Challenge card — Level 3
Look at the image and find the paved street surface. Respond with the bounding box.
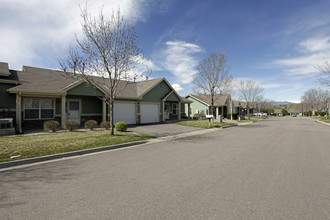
[1,117,330,219]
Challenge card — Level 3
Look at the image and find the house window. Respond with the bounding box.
[201,109,208,115]
[172,104,177,115]
[24,98,54,120]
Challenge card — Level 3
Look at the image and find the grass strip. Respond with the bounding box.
[320,118,330,123]
[0,131,154,163]
[175,120,235,129]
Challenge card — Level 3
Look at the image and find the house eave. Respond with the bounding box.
[7,90,64,98]
[0,79,22,85]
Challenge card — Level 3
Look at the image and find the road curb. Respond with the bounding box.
[316,120,330,126]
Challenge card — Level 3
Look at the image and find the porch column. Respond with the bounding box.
[216,107,219,119]
[61,95,66,129]
[188,103,191,119]
[102,100,106,122]
[16,93,22,133]
[162,101,165,121]
[178,102,181,119]
[221,106,224,118]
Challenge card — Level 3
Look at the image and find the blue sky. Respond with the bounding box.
[1,0,330,102]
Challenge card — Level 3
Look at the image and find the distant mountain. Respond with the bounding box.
[271,101,297,105]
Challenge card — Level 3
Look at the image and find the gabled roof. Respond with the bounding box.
[274,109,282,114]
[8,66,77,94]
[288,108,301,114]
[6,64,180,100]
[186,94,230,107]
[232,100,241,107]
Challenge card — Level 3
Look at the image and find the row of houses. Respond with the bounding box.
[0,62,255,133]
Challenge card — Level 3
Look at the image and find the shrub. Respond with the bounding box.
[64,120,79,131]
[100,121,111,130]
[227,113,238,120]
[304,111,312,116]
[194,113,206,120]
[43,120,60,132]
[115,122,127,132]
[317,112,326,117]
[237,115,245,120]
[84,120,98,130]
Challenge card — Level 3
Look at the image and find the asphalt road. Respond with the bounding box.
[1,117,330,219]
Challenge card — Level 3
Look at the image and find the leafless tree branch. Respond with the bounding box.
[59,6,148,134]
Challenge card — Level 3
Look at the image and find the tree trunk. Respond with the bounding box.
[247,107,251,119]
[230,100,233,120]
[109,101,115,135]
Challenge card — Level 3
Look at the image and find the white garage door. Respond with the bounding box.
[141,103,159,124]
[114,103,136,124]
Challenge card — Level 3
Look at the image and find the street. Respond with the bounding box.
[1,117,330,219]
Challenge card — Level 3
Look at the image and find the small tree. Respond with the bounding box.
[193,52,232,126]
[59,6,148,135]
[236,80,263,119]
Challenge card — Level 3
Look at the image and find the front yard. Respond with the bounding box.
[176,120,236,129]
[0,131,154,163]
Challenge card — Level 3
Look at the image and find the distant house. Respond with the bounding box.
[0,62,187,133]
[274,109,282,116]
[184,94,231,119]
[287,108,301,116]
[239,101,258,116]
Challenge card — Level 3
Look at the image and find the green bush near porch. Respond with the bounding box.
[64,120,80,131]
[0,131,154,163]
[43,120,60,132]
[84,120,98,130]
[115,122,127,132]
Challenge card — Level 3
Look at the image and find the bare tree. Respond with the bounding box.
[319,89,330,117]
[236,80,263,119]
[59,6,148,135]
[193,52,232,120]
[301,88,321,116]
[316,61,330,87]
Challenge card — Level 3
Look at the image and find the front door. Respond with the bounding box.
[164,103,170,120]
[67,100,80,124]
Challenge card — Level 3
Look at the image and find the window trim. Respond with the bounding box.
[23,98,55,120]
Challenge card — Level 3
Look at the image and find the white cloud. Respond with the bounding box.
[0,0,157,70]
[161,41,203,84]
[299,37,330,53]
[272,36,330,76]
[172,83,183,92]
[276,84,304,94]
[261,83,286,89]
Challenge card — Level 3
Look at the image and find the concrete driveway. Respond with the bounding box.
[128,122,204,137]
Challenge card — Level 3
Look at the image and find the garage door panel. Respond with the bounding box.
[141,104,159,124]
[114,103,136,124]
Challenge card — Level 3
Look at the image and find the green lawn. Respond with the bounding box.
[0,131,154,163]
[176,120,235,129]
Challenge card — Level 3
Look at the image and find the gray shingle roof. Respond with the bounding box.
[8,66,77,94]
[188,94,230,106]
[6,66,169,99]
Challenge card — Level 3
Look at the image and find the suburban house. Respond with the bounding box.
[239,101,258,116]
[184,94,231,119]
[0,62,190,133]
